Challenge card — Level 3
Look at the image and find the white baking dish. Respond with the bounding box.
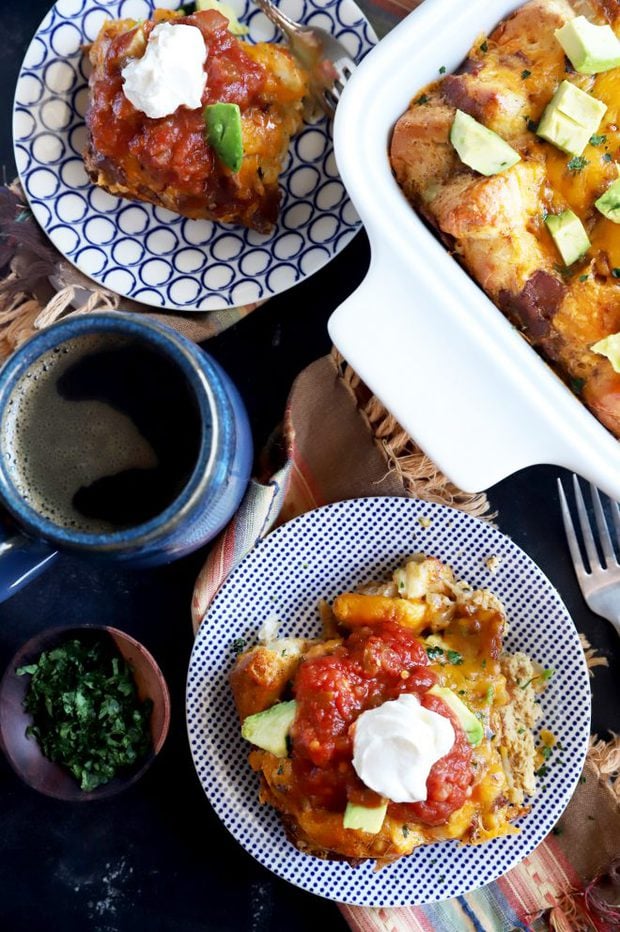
[328,0,620,499]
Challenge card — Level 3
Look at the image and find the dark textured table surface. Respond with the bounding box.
[1,4,619,931]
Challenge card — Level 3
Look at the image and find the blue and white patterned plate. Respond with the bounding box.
[186,496,591,907]
[13,0,376,312]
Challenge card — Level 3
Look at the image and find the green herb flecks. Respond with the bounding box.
[439,65,446,75]
[17,639,152,792]
[603,152,613,163]
[520,667,554,689]
[567,156,588,172]
[425,646,444,662]
[232,637,246,654]
[402,824,410,837]
[521,69,531,79]
[446,649,464,665]
[589,134,606,146]
[416,94,429,105]
[480,41,488,53]
[612,268,620,279]
[571,376,585,394]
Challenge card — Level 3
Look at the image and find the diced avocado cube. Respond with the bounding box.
[428,685,484,746]
[545,210,591,265]
[591,333,620,373]
[241,700,297,757]
[595,176,620,223]
[555,16,620,74]
[537,81,607,156]
[196,0,249,35]
[343,801,388,834]
[449,110,521,176]
[204,102,244,173]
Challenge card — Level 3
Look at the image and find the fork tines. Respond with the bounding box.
[557,475,620,576]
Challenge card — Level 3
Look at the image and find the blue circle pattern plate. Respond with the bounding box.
[186,497,591,907]
[14,0,376,312]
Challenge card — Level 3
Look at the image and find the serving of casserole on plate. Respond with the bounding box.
[329,0,620,502]
[85,7,308,233]
[14,0,376,311]
[230,553,553,865]
[186,497,590,906]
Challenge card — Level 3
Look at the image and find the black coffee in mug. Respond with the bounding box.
[1,332,203,534]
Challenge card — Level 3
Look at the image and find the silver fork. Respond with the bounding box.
[558,475,620,637]
[252,0,356,118]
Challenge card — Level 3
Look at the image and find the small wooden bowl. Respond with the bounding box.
[0,625,171,801]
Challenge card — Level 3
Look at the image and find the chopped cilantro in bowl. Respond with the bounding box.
[0,626,170,799]
[17,637,153,791]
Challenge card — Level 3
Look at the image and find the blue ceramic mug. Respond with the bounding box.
[0,312,253,600]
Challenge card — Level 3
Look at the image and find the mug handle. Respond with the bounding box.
[0,521,58,603]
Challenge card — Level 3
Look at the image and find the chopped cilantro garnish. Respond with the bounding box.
[578,274,588,282]
[571,377,585,394]
[541,745,553,760]
[590,134,606,146]
[416,94,429,105]
[521,69,531,79]
[603,152,613,162]
[438,874,446,883]
[425,646,444,661]
[402,824,410,837]
[480,41,488,53]
[580,775,587,784]
[16,639,152,792]
[429,859,437,867]
[567,156,588,172]
[517,727,526,734]
[276,764,284,775]
[535,763,549,778]
[520,668,554,689]
[439,65,446,74]
[446,649,464,665]
[232,637,246,653]
[527,119,538,132]
[552,825,563,836]
[612,268,620,278]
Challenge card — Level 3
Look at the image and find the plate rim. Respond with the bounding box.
[13,0,375,313]
[186,495,592,907]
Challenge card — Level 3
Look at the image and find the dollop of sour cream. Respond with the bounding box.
[352,694,455,803]
[121,23,208,119]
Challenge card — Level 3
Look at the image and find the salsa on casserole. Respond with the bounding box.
[230,555,551,864]
[84,7,308,232]
[390,0,620,438]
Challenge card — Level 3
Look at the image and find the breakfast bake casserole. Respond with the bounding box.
[84,7,308,232]
[390,0,620,438]
[230,555,552,863]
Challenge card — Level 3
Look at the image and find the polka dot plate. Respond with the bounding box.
[186,496,591,906]
[13,0,376,311]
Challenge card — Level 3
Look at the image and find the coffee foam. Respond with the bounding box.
[1,333,159,534]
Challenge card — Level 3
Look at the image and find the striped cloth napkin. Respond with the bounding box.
[192,353,620,932]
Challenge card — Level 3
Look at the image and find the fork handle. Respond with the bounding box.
[252,0,300,40]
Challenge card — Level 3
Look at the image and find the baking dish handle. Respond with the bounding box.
[327,261,620,496]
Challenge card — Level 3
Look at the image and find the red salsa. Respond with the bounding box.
[87,11,266,200]
[291,621,474,826]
